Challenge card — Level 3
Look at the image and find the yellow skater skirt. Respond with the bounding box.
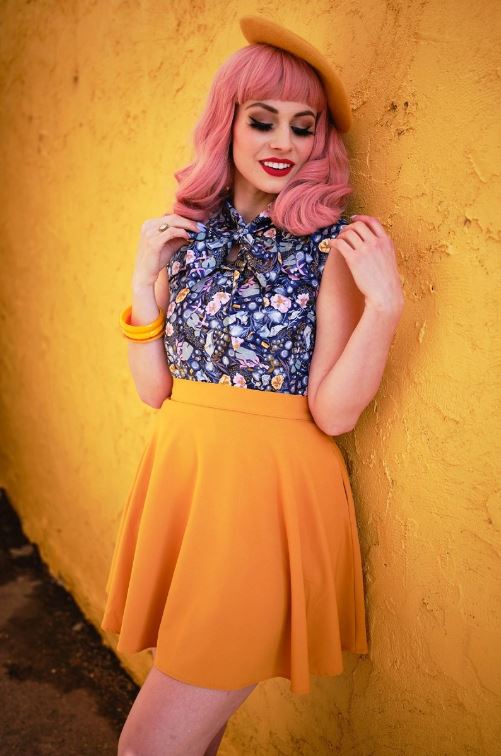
[101,376,369,695]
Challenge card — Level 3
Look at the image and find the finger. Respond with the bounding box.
[336,228,364,250]
[350,214,386,238]
[332,237,357,258]
[161,214,203,234]
[162,226,191,241]
[340,221,372,243]
[157,222,195,239]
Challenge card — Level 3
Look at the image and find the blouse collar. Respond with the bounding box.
[219,197,275,235]
[180,196,279,289]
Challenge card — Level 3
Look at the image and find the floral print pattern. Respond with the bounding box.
[164,197,349,395]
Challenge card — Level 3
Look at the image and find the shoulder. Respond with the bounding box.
[279,216,350,255]
[280,216,350,285]
[311,216,351,241]
[309,216,351,271]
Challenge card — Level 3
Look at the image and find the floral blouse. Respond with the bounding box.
[164,197,349,395]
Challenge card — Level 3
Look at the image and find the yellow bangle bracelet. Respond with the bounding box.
[122,320,165,339]
[122,321,165,339]
[119,305,166,335]
[123,330,165,344]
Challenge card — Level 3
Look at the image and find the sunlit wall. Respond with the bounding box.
[0,1,499,753]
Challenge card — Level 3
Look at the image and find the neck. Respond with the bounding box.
[229,185,275,224]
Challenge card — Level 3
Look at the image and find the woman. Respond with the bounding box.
[101,15,404,756]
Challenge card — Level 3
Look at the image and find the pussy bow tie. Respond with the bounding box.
[185,199,282,290]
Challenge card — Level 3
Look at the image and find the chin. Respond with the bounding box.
[253,176,288,192]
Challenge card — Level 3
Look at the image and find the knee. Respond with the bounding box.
[117,735,134,756]
[118,726,142,756]
[117,743,136,756]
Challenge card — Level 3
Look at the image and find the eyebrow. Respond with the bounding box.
[245,102,316,118]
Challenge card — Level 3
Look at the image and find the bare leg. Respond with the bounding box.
[118,659,256,756]
[203,720,228,756]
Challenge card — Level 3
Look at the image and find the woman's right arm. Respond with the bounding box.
[126,213,201,408]
[127,267,173,408]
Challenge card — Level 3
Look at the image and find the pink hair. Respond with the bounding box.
[172,44,352,235]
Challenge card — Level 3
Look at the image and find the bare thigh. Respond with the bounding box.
[118,654,257,756]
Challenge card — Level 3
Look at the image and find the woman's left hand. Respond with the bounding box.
[329,214,405,316]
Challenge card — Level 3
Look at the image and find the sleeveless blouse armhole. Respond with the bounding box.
[310,217,351,280]
[166,238,197,289]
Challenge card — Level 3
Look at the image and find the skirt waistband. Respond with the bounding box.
[168,377,312,420]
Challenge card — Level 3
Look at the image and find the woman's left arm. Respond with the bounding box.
[308,214,405,436]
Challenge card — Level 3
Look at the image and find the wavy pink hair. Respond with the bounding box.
[172,43,352,235]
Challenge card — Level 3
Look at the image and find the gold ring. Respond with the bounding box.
[158,222,170,232]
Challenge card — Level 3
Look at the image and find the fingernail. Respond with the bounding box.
[198,222,206,230]
[350,214,357,219]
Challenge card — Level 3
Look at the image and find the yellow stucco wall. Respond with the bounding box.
[0,1,499,753]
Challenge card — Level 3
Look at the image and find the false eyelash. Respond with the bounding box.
[248,117,314,137]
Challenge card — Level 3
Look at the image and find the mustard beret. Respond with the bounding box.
[239,15,352,133]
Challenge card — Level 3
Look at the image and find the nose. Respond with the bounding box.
[268,124,293,151]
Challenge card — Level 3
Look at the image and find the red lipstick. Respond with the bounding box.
[259,158,295,177]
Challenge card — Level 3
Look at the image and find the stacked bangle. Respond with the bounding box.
[119,305,166,343]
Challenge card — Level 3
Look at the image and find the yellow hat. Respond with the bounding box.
[239,15,352,133]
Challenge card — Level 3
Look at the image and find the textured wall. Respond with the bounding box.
[0,0,499,753]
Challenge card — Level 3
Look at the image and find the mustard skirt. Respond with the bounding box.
[101,377,369,695]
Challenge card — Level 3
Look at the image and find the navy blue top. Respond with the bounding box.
[164,197,349,395]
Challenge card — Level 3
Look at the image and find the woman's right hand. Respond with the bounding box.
[132,213,203,288]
